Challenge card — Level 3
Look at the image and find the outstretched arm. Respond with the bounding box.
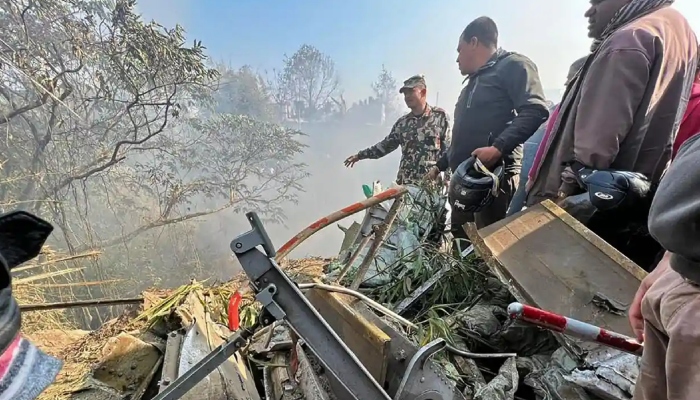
[357,122,401,159]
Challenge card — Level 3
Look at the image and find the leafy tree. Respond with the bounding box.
[372,65,399,116]
[372,65,399,104]
[214,64,277,121]
[271,44,340,120]
[0,0,216,214]
[0,0,309,304]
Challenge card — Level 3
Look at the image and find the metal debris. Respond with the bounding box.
[473,358,519,400]
[591,293,629,316]
[295,342,335,400]
[564,349,640,400]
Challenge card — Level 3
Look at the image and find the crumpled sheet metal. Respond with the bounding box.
[452,302,560,358]
[295,342,335,400]
[177,322,230,399]
[328,184,445,287]
[517,350,593,400]
[563,349,640,400]
[518,346,639,400]
[473,357,518,400]
[398,184,446,236]
[248,322,293,355]
[591,293,628,316]
[327,225,421,287]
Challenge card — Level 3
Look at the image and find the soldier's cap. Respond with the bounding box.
[399,74,426,94]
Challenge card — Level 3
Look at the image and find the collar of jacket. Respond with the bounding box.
[462,48,507,84]
[409,103,431,119]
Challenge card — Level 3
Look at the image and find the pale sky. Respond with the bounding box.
[137,1,700,109]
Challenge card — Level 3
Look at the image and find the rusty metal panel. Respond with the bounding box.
[306,288,390,383]
[471,200,646,340]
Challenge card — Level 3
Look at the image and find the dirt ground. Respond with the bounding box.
[37,313,146,399]
[33,257,331,399]
[25,329,91,358]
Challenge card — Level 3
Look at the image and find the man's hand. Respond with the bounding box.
[555,191,568,206]
[472,146,502,168]
[424,166,440,181]
[629,251,672,342]
[344,154,360,168]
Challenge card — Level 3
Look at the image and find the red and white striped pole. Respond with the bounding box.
[275,186,408,260]
[507,302,643,357]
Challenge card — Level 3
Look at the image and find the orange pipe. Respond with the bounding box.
[275,186,407,261]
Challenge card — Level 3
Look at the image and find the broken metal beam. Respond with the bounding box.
[20,297,144,312]
[350,196,404,290]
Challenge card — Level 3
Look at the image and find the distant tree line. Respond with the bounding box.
[264,45,400,122]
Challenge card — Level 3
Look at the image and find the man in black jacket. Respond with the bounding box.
[427,16,549,244]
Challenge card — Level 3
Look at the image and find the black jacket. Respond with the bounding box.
[437,49,549,173]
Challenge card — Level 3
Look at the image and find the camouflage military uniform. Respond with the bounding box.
[357,75,451,185]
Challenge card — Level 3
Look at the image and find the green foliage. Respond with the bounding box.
[174,113,309,224]
[366,248,489,349]
[0,0,218,210]
[271,44,340,119]
[104,0,219,97]
[371,65,399,107]
[0,0,310,323]
[213,64,277,121]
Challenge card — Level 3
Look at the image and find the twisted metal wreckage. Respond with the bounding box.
[13,183,646,400]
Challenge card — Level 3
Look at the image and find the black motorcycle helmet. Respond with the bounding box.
[579,169,652,212]
[449,156,505,213]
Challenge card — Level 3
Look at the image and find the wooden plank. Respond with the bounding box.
[471,200,646,340]
[306,288,390,383]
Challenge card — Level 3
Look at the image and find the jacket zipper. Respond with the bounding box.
[467,76,480,108]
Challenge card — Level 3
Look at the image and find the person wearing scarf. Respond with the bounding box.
[527,0,697,209]
[0,211,62,400]
[525,0,697,270]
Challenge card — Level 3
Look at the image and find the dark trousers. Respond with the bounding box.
[586,211,664,272]
[449,172,519,251]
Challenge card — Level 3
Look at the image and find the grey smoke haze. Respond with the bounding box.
[193,120,400,261]
[191,88,568,264]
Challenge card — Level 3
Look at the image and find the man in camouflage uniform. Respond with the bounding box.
[344,75,451,185]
